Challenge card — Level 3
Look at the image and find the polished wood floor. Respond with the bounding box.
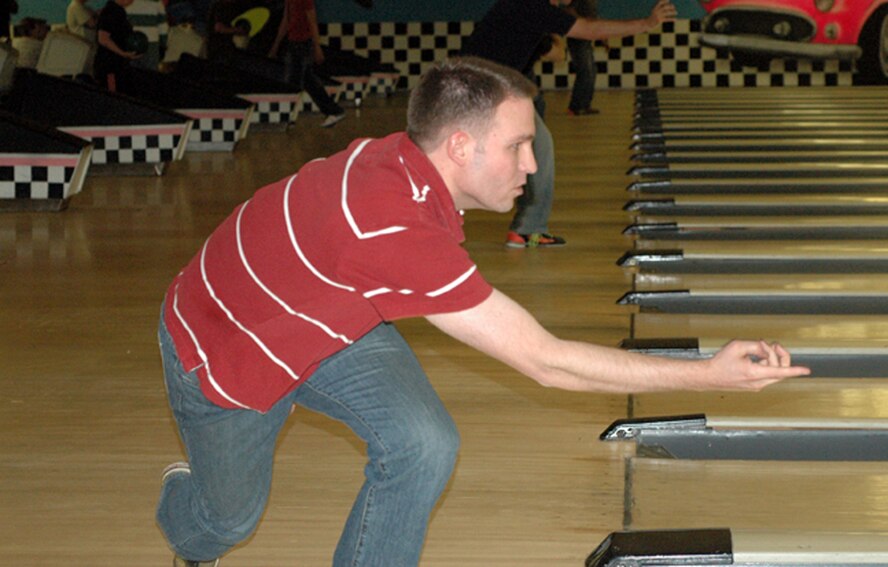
[4,89,888,566]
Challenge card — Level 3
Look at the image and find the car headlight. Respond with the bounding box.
[814,0,835,12]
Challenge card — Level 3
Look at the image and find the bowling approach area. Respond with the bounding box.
[4,86,888,566]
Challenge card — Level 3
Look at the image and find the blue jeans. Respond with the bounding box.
[510,109,554,234]
[284,39,344,117]
[567,38,596,112]
[156,310,459,565]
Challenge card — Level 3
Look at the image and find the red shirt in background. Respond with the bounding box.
[285,0,315,42]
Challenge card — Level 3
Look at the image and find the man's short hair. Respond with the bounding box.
[407,57,538,152]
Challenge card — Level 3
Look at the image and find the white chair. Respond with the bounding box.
[11,36,42,69]
[36,30,94,77]
[163,24,206,64]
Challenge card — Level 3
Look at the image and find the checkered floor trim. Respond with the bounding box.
[247,99,301,124]
[87,135,181,165]
[334,76,369,103]
[321,19,855,92]
[191,117,243,145]
[0,165,73,200]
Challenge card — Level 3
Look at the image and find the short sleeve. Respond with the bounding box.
[339,224,493,321]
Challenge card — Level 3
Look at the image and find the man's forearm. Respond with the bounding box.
[568,16,657,42]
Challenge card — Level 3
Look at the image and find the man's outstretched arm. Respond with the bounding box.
[566,0,677,42]
[426,288,810,393]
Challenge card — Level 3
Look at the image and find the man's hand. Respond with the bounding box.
[703,340,811,392]
[648,0,677,27]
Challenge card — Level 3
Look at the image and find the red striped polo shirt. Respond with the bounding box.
[164,132,493,412]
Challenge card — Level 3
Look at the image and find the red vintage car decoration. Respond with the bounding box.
[698,0,888,82]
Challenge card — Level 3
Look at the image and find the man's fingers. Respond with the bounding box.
[773,342,793,367]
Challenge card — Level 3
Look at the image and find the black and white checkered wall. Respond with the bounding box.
[322,19,854,93]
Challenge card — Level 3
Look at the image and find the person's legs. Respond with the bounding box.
[156,311,293,562]
[157,315,458,566]
[508,109,557,240]
[285,39,344,118]
[291,323,459,567]
[567,38,597,114]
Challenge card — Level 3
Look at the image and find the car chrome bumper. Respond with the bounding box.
[700,33,862,61]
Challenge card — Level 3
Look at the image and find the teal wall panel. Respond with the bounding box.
[13,0,705,26]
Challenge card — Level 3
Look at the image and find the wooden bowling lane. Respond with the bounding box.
[623,240,888,274]
[633,149,888,164]
[635,116,888,131]
[621,252,888,274]
[631,269,888,292]
[630,161,888,180]
[601,413,888,461]
[634,104,888,122]
[585,528,888,567]
[633,129,888,144]
[619,86,888,562]
[632,136,888,154]
[626,194,888,216]
[628,177,888,195]
[619,268,888,316]
[637,86,888,105]
[630,313,888,353]
[625,216,888,241]
[620,382,888,533]
[626,457,888,533]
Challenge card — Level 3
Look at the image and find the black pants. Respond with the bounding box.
[283,40,343,116]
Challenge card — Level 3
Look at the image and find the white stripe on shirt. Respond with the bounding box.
[172,285,253,410]
[426,266,478,298]
[342,139,408,239]
[199,237,301,382]
[235,200,353,345]
[282,173,356,292]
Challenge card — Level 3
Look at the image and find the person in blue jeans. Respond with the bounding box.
[462,0,677,248]
[155,57,808,567]
[565,0,599,115]
[268,0,345,128]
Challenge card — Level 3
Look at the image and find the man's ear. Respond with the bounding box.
[445,130,474,166]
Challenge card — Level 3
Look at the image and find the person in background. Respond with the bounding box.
[565,0,599,115]
[67,0,97,42]
[461,0,676,249]
[94,0,140,91]
[126,0,168,70]
[0,0,17,42]
[269,0,346,128]
[205,0,244,61]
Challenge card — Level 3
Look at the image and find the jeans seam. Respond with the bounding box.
[348,484,375,567]
[297,380,391,479]
[297,381,386,566]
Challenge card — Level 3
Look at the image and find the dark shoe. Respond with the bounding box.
[567,107,600,116]
[505,231,567,248]
[173,557,219,567]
